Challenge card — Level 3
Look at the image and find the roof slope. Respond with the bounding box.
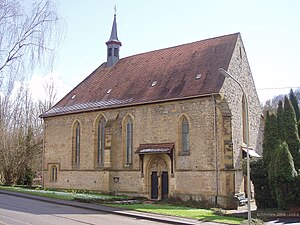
[42,33,239,117]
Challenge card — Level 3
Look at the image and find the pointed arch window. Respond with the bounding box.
[50,165,57,182]
[182,117,190,153]
[126,118,133,165]
[97,117,106,165]
[242,95,248,144]
[72,121,80,167]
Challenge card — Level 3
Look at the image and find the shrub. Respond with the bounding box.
[274,142,297,209]
[250,159,276,208]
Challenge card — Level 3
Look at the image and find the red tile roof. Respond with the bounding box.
[41,33,239,117]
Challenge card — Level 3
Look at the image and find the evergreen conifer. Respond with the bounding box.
[283,96,300,170]
[290,89,300,122]
[263,112,279,169]
[277,100,285,140]
[252,95,300,209]
[261,112,279,204]
[274,142,297,209]
[250,159,276,208]
[262,112,271,165]
[298,121,300,138]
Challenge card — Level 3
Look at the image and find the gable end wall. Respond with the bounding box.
[220,35,263,194]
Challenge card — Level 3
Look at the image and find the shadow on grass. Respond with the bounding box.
[105,203,244,224]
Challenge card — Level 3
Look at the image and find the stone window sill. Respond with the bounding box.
[95,165,104,170]
[124,163,133,169]
[72,164,80,170]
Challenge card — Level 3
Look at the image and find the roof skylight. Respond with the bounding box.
[196,74,202,79]
[151,81,157,87]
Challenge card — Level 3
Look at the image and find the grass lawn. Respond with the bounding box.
[106,203,244,224]
[0,185,245,224]
[0,185,121,201]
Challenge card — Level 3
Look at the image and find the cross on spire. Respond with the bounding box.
[114,5,117,15]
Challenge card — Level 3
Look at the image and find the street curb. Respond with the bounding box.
[0,190,220,225]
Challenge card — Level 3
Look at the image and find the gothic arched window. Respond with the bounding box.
[182,117,190,153]
[178,115,190,155]
[72,121,80,167]
[242,95,248,144]
[97,117,106,165]
[126,118,133,165]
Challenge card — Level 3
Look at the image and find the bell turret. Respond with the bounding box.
[106,12,122,67]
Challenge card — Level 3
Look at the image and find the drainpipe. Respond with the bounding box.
[212,94,219,206]
[41,121,45,188]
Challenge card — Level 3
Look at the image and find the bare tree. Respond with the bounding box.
[0,84,43,184]
[262,94,285,115]
[0,0,61,79]
[262,88,300,116]
[0,0,62,185]
[38,76,57,114]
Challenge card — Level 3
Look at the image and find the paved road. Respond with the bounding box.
[0,193,168,225]
[3,192,299,225]
[266,218,300,225]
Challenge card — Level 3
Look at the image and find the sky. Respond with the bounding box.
[30,0,300,104]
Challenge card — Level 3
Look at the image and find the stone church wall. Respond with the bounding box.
[220,35,263,194]
[42,36,262,208]
[43,97,224,200]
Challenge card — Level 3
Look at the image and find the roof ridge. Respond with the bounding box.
[119,32,240,61]
[41,32,240,117]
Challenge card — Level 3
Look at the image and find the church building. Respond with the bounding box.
[41,13,263,209]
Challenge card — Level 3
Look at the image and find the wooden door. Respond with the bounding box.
[151,171,158,199]
[161,171,168,199]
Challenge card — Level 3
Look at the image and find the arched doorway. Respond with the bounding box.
[149,155,169,200]
[135,142,174,200]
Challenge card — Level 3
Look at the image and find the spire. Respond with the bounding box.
[107,7,121,44]
[107,14,120,43]
[106,8,122,67]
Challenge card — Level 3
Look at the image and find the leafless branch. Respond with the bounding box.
[0,0,62,185]
[0,0,63,82]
